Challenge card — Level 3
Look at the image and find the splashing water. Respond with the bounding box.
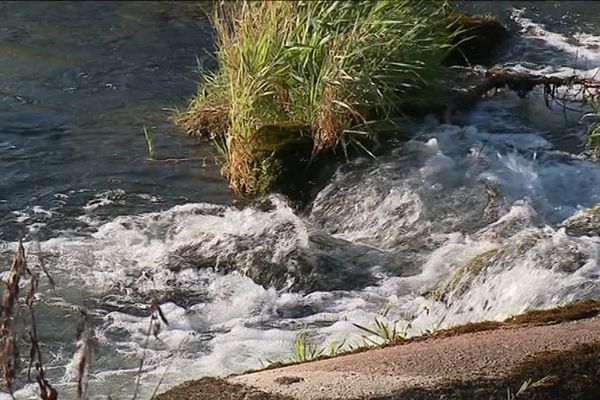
[2,2,600,399]
[3,118,600,399]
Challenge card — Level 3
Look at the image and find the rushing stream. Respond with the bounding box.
[1,2,600,399]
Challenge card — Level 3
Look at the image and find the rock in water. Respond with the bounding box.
[560,205,600,237]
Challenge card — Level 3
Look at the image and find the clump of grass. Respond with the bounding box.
[353,308,412,346]
[584,106,600,157]
[177,0,457,194]
[291,329,347,363]
[262,330,349,368]
[506,376,557,400]
[292,330,322,363]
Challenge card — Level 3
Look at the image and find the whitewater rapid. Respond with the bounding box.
[2,5,600,400]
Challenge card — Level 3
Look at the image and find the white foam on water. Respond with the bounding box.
[513,8,600,68]
[4,29,600,396]
[2,120,600,398]
[12,206,54,223]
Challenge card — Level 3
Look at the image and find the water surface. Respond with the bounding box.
[1,2,600,399]
[0,1,229,242]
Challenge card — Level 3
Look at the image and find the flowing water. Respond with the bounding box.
[1,2,600,399]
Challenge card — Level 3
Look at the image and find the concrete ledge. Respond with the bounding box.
[157,302,600,400]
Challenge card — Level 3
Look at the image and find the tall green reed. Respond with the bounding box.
[178,1,457,194]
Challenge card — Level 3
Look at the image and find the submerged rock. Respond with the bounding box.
[560,205,600,237]
[167,231,381,293]
[432,226,597,308]
[432,247,500,303]
[164,197,382,292]
[445,12,510,66]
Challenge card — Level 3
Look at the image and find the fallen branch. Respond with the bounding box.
[143,157,201,165]
[448,64,600,113]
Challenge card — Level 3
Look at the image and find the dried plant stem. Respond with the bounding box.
[1,241,26,397]
[132,298,169,400]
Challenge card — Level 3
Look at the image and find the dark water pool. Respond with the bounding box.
[0,1,230,241]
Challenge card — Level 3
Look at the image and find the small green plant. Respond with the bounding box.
[506,375,557,399]
[262,332,351,367]
[353,308,412,346]
[584,106,600,157]
[292,330,323,363]
[143,126,155,160]
[327,339,347,357]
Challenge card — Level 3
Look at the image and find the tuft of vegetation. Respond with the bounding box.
[289,330,347,364]
[506,376,557,400]
[291,330,322,363]
[584,106,600,157]
[177,0,457,195]
[353,311,412,346]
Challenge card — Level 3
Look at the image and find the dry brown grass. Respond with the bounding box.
[0,242,91,400]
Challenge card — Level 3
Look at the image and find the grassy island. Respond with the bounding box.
[176,0,457,195]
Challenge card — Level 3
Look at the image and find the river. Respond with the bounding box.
[1,2,599,399]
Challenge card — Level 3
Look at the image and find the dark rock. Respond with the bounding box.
[251,123,316,201]
[445,12,510,66]
[167,223,381,293]
[274,376,304,385]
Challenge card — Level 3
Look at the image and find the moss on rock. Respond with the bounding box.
[431,247,500,303]
[250,123,316,200]
[560,205,600,237]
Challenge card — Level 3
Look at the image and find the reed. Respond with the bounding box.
[586,106,600,157]
[177,0,456,194]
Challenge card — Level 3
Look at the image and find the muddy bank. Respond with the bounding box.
[156,302,600,399]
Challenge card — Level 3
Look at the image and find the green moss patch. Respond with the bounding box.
[506,300,600,326]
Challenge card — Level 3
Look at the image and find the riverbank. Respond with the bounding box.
[157,301,600,399]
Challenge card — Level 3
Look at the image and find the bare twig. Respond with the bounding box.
[74,309,96,400]
[1,240,26,397]
[149,337,188,399]
[132,297,169,400]
[144,157,199,165]
[450,65,600,112]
